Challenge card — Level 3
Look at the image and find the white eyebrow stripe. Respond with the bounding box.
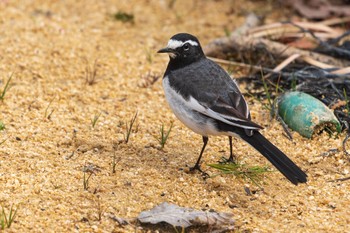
[167,39,199,49]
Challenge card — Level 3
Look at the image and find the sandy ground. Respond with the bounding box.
[0,0,349,232]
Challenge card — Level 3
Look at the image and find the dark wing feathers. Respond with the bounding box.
[208,96,263,129]
[168,58,262,131]
[228,91,251,120]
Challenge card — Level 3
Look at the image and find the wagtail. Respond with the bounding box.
[158,33,307,185]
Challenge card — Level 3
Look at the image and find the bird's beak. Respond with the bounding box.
[157,47,175,54]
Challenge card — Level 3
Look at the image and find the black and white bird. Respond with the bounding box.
[158,33,307,185]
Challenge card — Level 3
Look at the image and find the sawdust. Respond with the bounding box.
[0,0,349,232]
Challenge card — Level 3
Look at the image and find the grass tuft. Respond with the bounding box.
[0,204,18,230]
[83,171,93,191]
[0,73,13,101]
[259,70,284,116]
[123,111,138,143]
[82,164,101,191]
[291,73,297,91]
[224,26,231,37]
[44,98,55,119]
[256,75,294,139]
[94,195,105,221]
[0,121,5,131]
[91,112,102,128]
[84,58,99,85]
[157,122,173,149]
[208,159,271,188]
[262,77,273,111]
[113,11,134,23]
[138,72,160,88]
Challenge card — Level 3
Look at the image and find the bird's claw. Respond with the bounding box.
[189,165,210,179]
[219,156,237,164]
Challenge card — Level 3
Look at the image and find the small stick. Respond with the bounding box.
[328,176,350,182]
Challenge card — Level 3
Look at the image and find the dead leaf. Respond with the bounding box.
[137,202,234,232]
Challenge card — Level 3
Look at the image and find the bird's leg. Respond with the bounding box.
[190,136,208,173]
[226,136,236,163]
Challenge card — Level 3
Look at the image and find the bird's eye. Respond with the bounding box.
[183,43,190,51]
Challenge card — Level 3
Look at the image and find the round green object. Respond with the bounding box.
[278,91,341,138]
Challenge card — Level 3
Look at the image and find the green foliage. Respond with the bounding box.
[0,204,18,230]
[0,121,5,131]
[262,77,273,110]
[91,112,102,128]
[258,73,284,119]
[113,11,134,23]
[223,26,231,37]
[291,74,297,91]
[0,73,13,101]
[123,111,138,143]
[158,122,173,149]
[208,159,271,188]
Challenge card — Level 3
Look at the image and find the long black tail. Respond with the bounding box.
[240,131,307,185]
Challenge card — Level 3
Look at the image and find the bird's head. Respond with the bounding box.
[158,33,205,64]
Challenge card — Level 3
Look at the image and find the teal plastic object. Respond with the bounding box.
[278,91,341,138]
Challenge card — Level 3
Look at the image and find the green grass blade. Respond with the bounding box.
[124,111,138,143]
[0,73,13,100]
[0,204,17,229]
[208,161,271,188]
[158,122,173,149]
[91,112,102,128]
[6,204,17,228]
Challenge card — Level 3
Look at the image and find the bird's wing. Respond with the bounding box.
[209,95,262,129]
[187,93,263,130]
[228,89,251,120]
[168,58,262,130]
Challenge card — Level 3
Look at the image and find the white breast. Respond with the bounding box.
[162,77,221,136]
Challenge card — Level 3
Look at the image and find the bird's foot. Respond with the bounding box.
[219,156,237,164]
[189,164,209,179]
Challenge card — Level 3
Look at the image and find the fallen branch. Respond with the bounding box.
[205,36,350,67]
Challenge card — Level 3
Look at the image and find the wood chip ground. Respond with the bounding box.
[0,1,349,232]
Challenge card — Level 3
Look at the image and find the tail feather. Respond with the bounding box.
[240,131,307,185]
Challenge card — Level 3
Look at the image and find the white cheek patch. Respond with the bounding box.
[169,53,177,59]
[167,39,199,50]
